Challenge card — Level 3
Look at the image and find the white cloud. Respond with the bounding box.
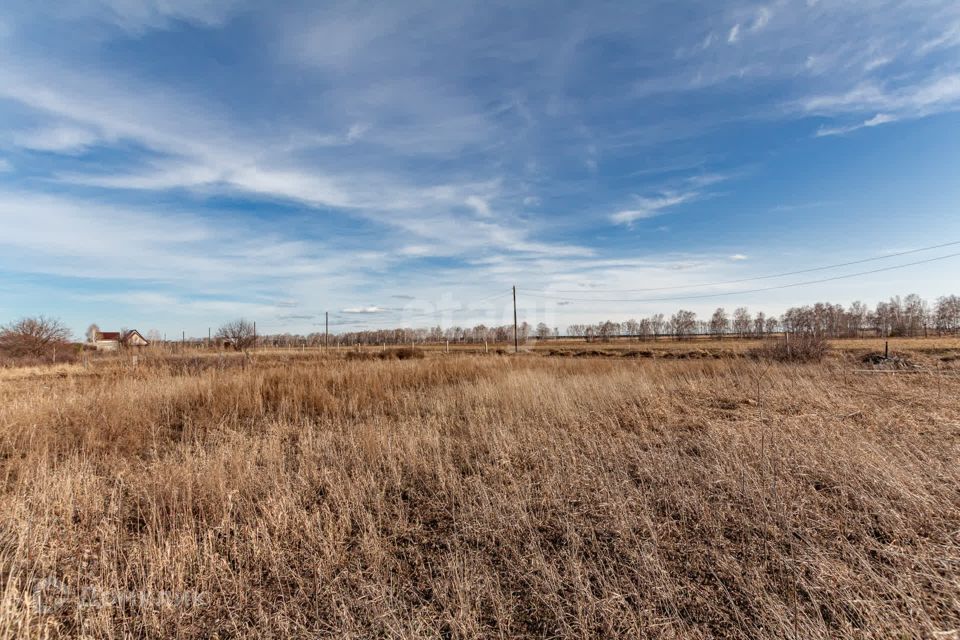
[863,113,896,127]
[750,7,771,32]
[12,125,100,153]
[686,173,730,188]
[0,158,11,172]
[465,195,492,217]
[611,192,699,224]
[611,172,734,225]
[346,122,370,142]
[864,56,891,72]
[805,73,960,135]
[63,0,242,33]
[727,24,740,44]
[917,23,960,55]
[0,57,589,261]
[729,254,748,261]
[341,306,388,314]
[0,188,344,288]
[815,113,896,137]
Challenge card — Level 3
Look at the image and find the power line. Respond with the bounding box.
[521,251,960,304]
[528,239,960,294]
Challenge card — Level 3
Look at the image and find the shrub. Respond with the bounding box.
[345,347,425,361]
[749,333,830,362]
[0,316,72,360]
[385,347,424,360]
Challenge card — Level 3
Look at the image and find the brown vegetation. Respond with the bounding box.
[1,348,959,638]
[215,319,257,351]
[748,333,831,362]
[0,316,73,365]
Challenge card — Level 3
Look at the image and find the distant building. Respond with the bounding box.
[95,331,122,351]
[95,330,150,351]
[122,330,150,348]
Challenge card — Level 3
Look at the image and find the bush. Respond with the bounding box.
[749,333,830,362]
[345,347,425,361]
[0,316,72,361]
[385,347,424,360]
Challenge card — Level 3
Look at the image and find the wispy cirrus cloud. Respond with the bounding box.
[611,192,699,224]
[727,6,772,45]
[815,113,897,137]
[800,69,960,136]
[611,173,732,225]
[11,124,101,153]
[56,0,243,33]
[916,22,960,55]
[727,24,741,44]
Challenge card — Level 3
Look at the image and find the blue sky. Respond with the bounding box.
[1,1,960,337]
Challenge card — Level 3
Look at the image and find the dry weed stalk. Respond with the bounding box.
[0,351,958,638]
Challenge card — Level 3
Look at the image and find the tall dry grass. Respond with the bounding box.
[1,352,958,638]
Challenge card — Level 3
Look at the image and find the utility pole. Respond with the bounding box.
[325,311,329,350]
[253,321,257,350]
[513,285,519,354]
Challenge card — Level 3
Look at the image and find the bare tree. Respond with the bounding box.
[709,308,729,338]
[935,295,960,334]
[637,318,652,340]
[753,311,766,337]
[0,316,72,357]
[732,307,752,338]
[518,321,531,342]
[216,319,256,351]
[764,315,780,335]
[671,310,697,339]
[597,320,620,342]
[846,301,867,337]
[535,322,552,339]
[649,313,666,338]
[86,323,101,343]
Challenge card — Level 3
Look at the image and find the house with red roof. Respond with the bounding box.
[95,330,149,351]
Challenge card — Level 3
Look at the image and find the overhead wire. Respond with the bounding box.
[526,239,960,294]
[520,251,960,304]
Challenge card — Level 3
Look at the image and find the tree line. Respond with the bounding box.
[2,293,959,360]
[255,293,960,346]
[258,323,535,348]
[566,294,960,340]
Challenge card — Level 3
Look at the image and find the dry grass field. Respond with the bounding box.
[1,343,959,638]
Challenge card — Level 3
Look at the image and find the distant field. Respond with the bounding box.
[532,335,960,355]
[1,343,959,638]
